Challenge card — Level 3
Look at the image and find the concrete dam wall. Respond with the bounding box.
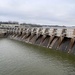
[1,26,75,55]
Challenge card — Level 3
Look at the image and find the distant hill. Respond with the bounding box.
[0,21,66,28]
[0,21,19,24]
[20,23,66,27]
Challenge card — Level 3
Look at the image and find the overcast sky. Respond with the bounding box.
[0,0,75,26]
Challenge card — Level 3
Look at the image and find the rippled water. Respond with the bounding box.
[0,38,75,75]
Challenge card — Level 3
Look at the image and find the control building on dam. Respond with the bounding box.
[0,24,75,55]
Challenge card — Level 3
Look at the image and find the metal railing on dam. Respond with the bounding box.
[1,25,75,55]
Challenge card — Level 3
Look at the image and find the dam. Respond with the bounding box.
[0,24,75,75]
[1,24,75,55]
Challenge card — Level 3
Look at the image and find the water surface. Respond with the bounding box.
[0,38,75,75]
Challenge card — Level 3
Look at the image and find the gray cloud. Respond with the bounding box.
[0,0,75,26]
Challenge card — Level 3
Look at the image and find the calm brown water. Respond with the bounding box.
[0,38,75,75]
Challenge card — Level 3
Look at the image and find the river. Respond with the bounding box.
[0,38,75,75]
